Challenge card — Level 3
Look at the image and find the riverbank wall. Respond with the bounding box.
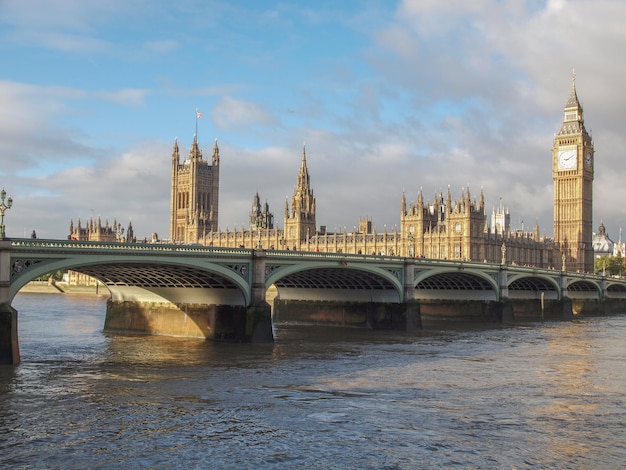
[18,281,109,296]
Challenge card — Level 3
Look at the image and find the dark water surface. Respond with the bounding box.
[1,293,625,469]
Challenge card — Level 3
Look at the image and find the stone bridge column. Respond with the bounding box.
[403,258,420,331]
[499,265,508,300]
[403,258,415,301]
[251,249,267,305]
[248,250,273,342]
[557,271,573,318]
[600,277,607,300]
[497,265,514,322]
[0,240,19,365]
[560,271,569,300]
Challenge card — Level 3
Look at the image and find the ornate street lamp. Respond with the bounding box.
[0,188,13,239]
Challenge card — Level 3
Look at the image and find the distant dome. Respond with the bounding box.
[592,222,613,256]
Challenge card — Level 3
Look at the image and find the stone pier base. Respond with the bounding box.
[572,298,626,316]
[419,300,514,325]
[247,302,274,342]
[273,299,420,331]
[509,298,573,321]
[0,303,20,365]
[104,300,273,343]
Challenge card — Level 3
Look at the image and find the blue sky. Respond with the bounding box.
[2,0,626,242]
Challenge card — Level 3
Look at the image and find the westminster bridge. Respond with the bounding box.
[2,238,626,364]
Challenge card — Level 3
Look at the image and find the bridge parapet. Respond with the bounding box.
[10,239,253,257]
[6,239,623,304]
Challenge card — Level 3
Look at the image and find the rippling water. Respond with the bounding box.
[1,293,625,469]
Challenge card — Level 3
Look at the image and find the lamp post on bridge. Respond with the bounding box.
[0,188,13,239]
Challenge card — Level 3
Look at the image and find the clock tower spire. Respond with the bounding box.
[553,70,594,272]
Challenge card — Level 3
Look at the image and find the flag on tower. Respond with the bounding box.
[195,109,202,142]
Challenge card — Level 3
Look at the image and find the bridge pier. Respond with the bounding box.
[104,300,273,343]
[273,298,420,331]
[0,303,19,365]
[507,298,573,321]
[249,250,273,342]
[0,240,19,365]
[572,298,626,316]
[419,299,513,325]
[247,302,273,342]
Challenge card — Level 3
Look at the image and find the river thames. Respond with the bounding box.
[1,293,625,468]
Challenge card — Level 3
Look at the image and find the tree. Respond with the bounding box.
[594,255,625,277]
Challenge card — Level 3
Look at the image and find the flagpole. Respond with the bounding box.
[195,108,198,143]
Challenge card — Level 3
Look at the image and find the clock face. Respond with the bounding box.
[585,151,593,169]
[558,149,577,170]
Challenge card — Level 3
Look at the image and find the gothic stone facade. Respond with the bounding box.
[170,75,593,271]
[69,217,134,242]
[169,137,220,243]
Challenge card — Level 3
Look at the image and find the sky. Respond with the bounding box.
[1,0,626,242]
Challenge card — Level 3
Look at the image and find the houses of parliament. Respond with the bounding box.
[70,74,595,273]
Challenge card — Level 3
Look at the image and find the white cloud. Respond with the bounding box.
[94,89,151,107]
[2,0,626,244]
[212,96,278,132]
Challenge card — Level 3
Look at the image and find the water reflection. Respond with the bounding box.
[2,294,626,468]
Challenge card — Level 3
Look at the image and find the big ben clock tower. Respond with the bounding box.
[553,70,594,272]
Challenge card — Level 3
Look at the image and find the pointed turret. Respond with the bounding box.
[212,139,220,166]
[298,144,310,189]
[445,186,452,219]
[534,219,540,241]
[479,187,485,212]
[565,69,581,111]
[284,145,317,245]
[559,69,589,137]
[172,138,180,164]
[189,136,202,162]
[127,220,134,242]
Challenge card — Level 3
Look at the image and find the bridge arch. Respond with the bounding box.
[9,255,252,306]
[566,278,601,300]
[414,267,499,301]
[507,273,561,300]
[606,281,626,298]
[265,261,404,303]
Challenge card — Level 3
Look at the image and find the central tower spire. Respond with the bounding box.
[284,144,316,249]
